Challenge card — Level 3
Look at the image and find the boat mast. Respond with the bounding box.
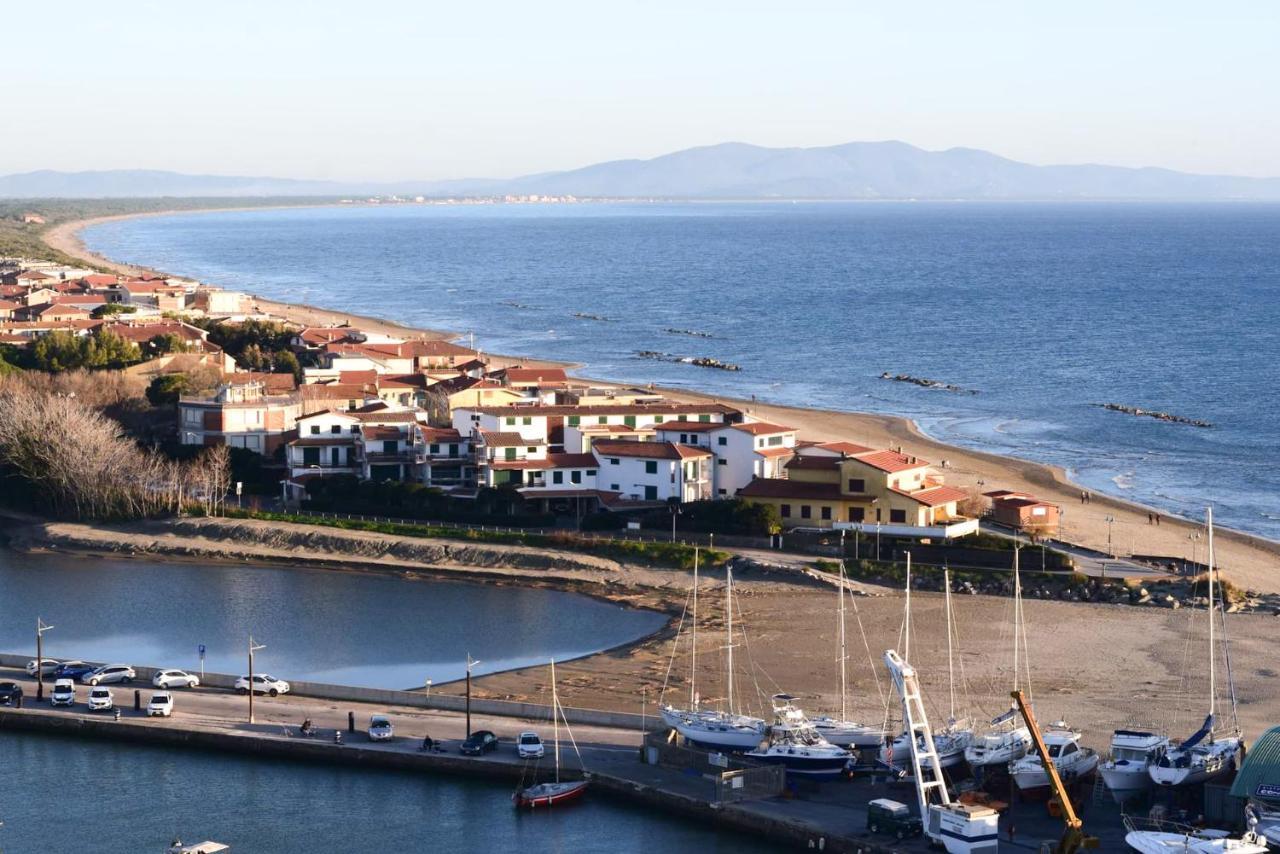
[552,658,560,783]
[690,547,698,709]
[945,567,955,722]
[839,560,848,722]
[904,553,912,663]
[1207,508,1216,729]
[726,566,735,716]
[1013,546,1020,696]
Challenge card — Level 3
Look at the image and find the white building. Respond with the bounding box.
[590,440,712,503]
[655,420,796,498]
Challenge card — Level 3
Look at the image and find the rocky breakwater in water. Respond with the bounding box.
[1092,403,1213,428]
[879,372,975,393]
[637,351,741,371]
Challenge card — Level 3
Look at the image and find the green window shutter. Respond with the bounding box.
[568,415,580,427]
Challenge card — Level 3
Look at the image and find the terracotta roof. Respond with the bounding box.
[815,441,875,455]
[80,274,120,286]
[478,430,542,447]
[28,303,90,318]
[592,440,711,460]
[464,403,738,417]
[893,485,969,506]
[653,420,723,432]
[299,327,362,345]
[418,427,463,442]
[289,437,355,447]
[737,478,843,500]
[851,449,928,473]
[490,452,597,471]
[226,371,298,393]
[1000,497,1055,509]
[786,455,840,471]
[756,447,795,459]
[338,370,379,385]
[351,410,419,424]
[362,425,404,440]
[497,367,569,384]
[49,294,105,305]
[0,300,19,310]
[731,421,794,436]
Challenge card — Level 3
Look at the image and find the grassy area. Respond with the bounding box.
[220,509,728,570]
[0,198,339,268]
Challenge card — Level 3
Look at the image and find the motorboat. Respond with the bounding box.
[1008,720,1099,795]
[1124,814,1269,853]
[745,694,852,781]
[1100,729,1169,802]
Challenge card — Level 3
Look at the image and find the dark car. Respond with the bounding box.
[459,730,498,756]
[54,661,95,680]
[0,682,23,706]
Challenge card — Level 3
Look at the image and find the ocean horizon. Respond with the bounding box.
[82,201,1280,541]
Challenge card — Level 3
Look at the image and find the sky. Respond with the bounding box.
[4,1,1278,181]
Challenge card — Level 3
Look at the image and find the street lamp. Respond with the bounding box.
[36,618,54,701]
[1105,515,1115,558]
[465,654,481,738]
[668,499,682,544]
[247,635,266,724]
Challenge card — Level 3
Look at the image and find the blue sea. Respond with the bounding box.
[83,202,1280,539]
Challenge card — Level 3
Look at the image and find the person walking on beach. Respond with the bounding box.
[1081,490,1087,504]
[1156,514,1161,526]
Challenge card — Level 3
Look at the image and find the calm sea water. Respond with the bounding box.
[0,732,773,854]
[0,548,665,687]
[84,202,1280,539]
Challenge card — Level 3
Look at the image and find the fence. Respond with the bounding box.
[716,766,786,803]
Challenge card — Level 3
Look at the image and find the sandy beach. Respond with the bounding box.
[43,211,1280,595]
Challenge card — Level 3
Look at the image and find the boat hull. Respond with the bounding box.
[746,750,850,781]
[1100,762,1154,802]
[514,780,588,809]
[661,707,766,751]
[1011,752,1099,796]
[1124,830,1269,853]
[810,718,886,749]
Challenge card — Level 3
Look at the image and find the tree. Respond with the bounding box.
[92,303,137,319]
[146,373,193,406]
[87,329,142,369]
[274,349,302,381]
[30,330,87,372]
[148,332,192,355]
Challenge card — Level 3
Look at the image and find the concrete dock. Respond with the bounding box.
[0,666,1135,852]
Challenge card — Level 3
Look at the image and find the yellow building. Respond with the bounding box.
[737,442,971,531]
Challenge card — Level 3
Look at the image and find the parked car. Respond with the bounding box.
[50,678,76,707]
[234,674,290,697]
[517,731,545,759]
[147,692,174,717]
[0,682,23,706]
[460,730,498,756]
[867,798,922,840]
[54,661,95,680]
[153,669,200,689]
[87,686,114,711]
[25,658,60,677]
[368,715,394,742]
[82,664,135,686]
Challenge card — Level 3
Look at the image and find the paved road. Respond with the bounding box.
[979,521,1170,580]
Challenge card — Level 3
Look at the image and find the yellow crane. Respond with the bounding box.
[1011,690,1099,853]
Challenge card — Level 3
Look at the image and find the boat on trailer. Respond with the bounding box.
[1099,728,1169,802]
[746,694,852,781]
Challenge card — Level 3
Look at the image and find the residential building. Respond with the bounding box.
[655,420,796,498]
[178,381,303,454]
[984,490,1060,534]
[288,410,362,478]
[416,426,471,489]
[591,440,712,503]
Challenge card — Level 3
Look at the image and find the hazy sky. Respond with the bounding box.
[5,1,1277,181]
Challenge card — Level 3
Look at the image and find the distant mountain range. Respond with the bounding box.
[5,142,1280,200]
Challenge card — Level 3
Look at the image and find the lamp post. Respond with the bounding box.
[36,618,54,701]
[1104,515,1115,558]
[247,635,266,724]
[465,654,481,739]
[668,499,682,544]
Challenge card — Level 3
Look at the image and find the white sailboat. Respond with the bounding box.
[659,555,766,751]
[965,548,1033,771]
[1150,508,1243,788]
[880,559,971,771]
[1008,719,1099,795]
[514,659,589,809]
[811,560,888,750]
[746,694,853,780]
[1124,811,1270,853]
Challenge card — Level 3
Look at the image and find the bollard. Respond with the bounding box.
[15,693,21,709]
[134,689,141,711]
[348,711,355,733]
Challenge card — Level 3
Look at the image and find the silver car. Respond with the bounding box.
[83,664,136,686]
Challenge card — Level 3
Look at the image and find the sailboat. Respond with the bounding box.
[811,560,888,750]
[965,548,1033,771]
[1124,810,1270,853]
[1149,508,1243,788]
[659,558,767,751]
[745,694,853,781]
[880,559,971,771]
[513,659,588,809]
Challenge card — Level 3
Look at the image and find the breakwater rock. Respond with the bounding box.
[637,351,741,371]
[1093,403,1212,428]
[879,372,974,393]
[663,327,715,338]
[572,312,614,322]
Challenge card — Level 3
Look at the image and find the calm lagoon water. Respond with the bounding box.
[83,202,1280,538]
[0,548,665,687]
[0,731,775,854]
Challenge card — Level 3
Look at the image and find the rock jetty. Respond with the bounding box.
[879,372,974,394]
[663,327,715,338]
[572,312,614,322]
[637,351,741,371]
[1092,403,1212,428]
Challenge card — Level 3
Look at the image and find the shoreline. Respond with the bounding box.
[43,210,1280,593]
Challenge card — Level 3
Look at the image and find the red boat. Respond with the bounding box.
[513,779,589,809]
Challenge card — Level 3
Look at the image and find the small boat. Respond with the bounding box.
[1008,720,1099,795]
[1100,729,1169,802]
[168,842,229,854]
[514,659,588,810]
[745,694,852,781]
[658,557,766,752]
[811,560,886,750]
[1149,510,1243,789]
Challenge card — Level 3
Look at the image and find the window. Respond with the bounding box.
[890,509,907,524]
[801,505,812,519]
[504,447,517,461]
[781,504,792,518]
[848,507,865,522]
[821,506,832,521]
[430,443,440,454]
[382,440,397,454]
[847,478,865,493]
[571,471,582,484]
[609,458,619,465]
[717,458,726,466]
[330,425,341,434]
[699,414,711,422]
[598,416,607,424]
[526,447,536,453]
[522,416,532,425]
[717,436,727,446]
[302,447,320,466]
[568,415,580,427]
[768,436,782,446]
[644,485,657,500]
[644,460,657,474]
[506,416,516,426]
[654,415,664,423]
[624,415,637,428]
[610,483,620,491]
[679,433,688,443]
[331,448,341,467]
[586,469,596,476]
[552,471,564,484]
[310,425,320,435]
[718,488,727,496]
[757,438,764,448]
[448,444,459,458]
